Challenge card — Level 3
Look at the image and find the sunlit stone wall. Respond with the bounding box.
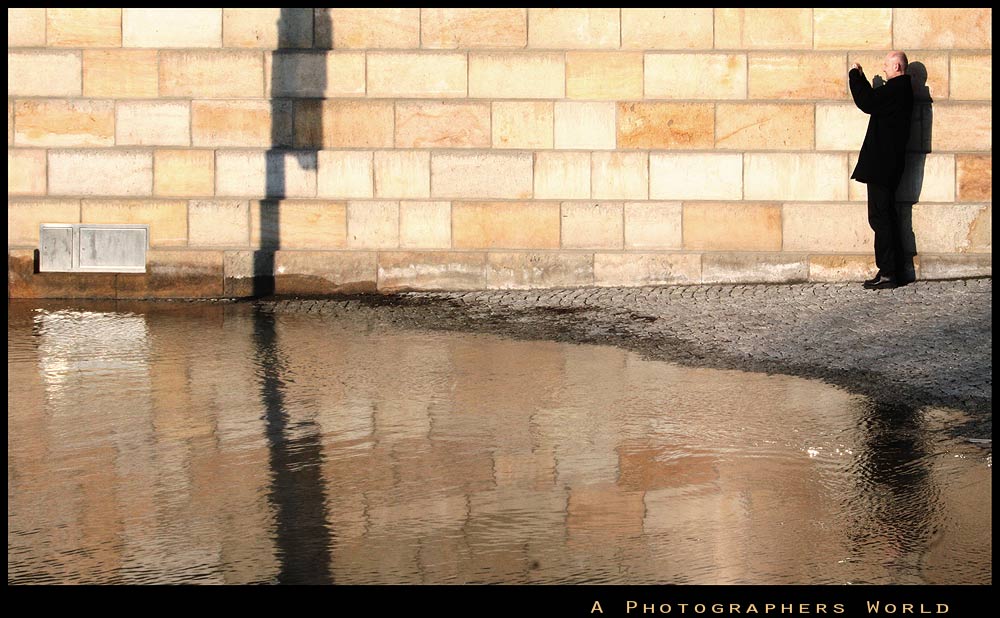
[7,9,992,298]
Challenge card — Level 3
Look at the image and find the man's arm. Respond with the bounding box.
[849,66,896,115]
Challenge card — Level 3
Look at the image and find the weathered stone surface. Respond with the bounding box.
[242,250,377,296]
[379,252,486,291]
[561,201,623,250]
[931,104,992,152]
[83,50,159,98]
[431,153,533,199]
[123,9,222,48]
[469,53,565,99]
[593,253,701,286]
[375,152,431,199]
[329,8,419,49]
[645,54,746,99]
[748,54,845,100]
[592,152,648,200]
[188,201,250,248]
[7,200,80,247]
[295,101,395,149]
[154,150,215,198]
[744,153,848,201]
[8,8,46,47]
[621,9,713,50]
[527,8,620,49]
[808,255,878,282]
[684,202,782,252]
[813,8,891,50]
[250,200,347,250]
[222,8,313,49]
[534,152,591,200]
[160,51,264,98]
[317,151,374,199]
[421,9,526,49]
[623,202,682,250]
[649,153,743,200]
[49,150,153,197]
[717,103,814,150]
[216,150,316,199]
[8,51,82,97]
[115,250,223,299]
[714,8,813,49]
[347,201,399,249]
[814,104,869,151]
[897,154,955,203]
[192,99,292,148]
[399,201,451,249]
[911,203,991,254]
[918,254,992,280]
[81,199,187,247]
[8,249,117,299]
[893,9,992,50]
[783,203,873,253]
[395,102,490,149]
[14,100,114,148]
[266,52,366,98]
[566,52,643,100]
[492,102,553,149]
[555,102,616,150]
[116,101,191,147]
[8,150,46,196]
[617,103,714,150]
[367,53,467,98]
[956,155,992,202]
[950,54,992,101]
[47,9,121,47]
[702,253,808,284]
[453,202,560,249]
[487,252,593,289]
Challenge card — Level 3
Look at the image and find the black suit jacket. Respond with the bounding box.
[849,70,913,190]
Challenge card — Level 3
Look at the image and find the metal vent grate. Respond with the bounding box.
[39,224,149,273]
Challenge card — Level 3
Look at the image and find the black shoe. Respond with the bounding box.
[863,271,883,286]
[864,274,898,290]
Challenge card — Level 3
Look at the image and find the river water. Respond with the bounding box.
[7,301,991,584]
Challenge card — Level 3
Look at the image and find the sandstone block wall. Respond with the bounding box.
[8,8,992,298]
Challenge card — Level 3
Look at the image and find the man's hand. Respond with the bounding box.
[851,63,862,72]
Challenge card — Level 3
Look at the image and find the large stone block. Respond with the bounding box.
[911,203,991,254]
[266,52,366,98]
[452,202,560,249]
[897,154,955,203]
[808,255,878,283]
[950,55,992,101]
[14,99,114,148]
[329,8,419,49]
[160,51,264,98]
[81,199,187,247]
[395,102,490,149]
[957,155,992,202]
[592,152,648,200]
[814,104,869,151]
[617,102,714,150]
[399,201,451,249]
[469,53,565,99]
[123,9,222,48]
[813,9,891,50]
[317,151,374,199]
[645,54,747,99]
[8,149,46,196]
[379,252,486,292]
[561,201,623,250]
[555,102,616,150]
[7,200,80,246]
[717,103,814,151]
[47,9,121,47]
[270,251,377,296]
[116,101,191,147]
[593,253,701,286]
[375,151,431,199]
[222,8,313,49]
[782,203,873,253]
[931,104,992,152]
[492,102,553,149]
[117,250,224,299]
[347,201,399,249]
[367,53,467,98]
[296,101,394,149]
[188,201,250,248]
[621,9,713,50]
[5,103,9,146]
[8,51,81,97]
[744,153,848,201]
[487,252,593,289]
[191,100,292,148]
[49,150,153,197]
[684,202,782,251]
[649,153,742,200]
[83,50,159,98]
[527,8,619,49]
[420,8,527,49]
[566,52,643,100]
[748,54,845,100]
[714,9,812,49]
[8,249,117,299]
[215,150,317,198]
[250,200,347,249]
[431,153,533,199]
[894,9,992,50]
[534,152,591,200]
[918,255,992,280]
[154,150,215,198]
[702,253,808,284]
[623,202,682,250]
[8,8,46,47]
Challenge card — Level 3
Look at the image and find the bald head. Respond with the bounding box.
[883,51,908,79]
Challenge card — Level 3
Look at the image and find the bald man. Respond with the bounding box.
[849,51,913,290]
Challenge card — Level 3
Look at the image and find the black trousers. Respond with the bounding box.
[866,182,902,277]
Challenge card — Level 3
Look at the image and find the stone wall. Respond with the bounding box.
[7,8,992,298]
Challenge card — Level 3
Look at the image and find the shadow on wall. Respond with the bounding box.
[900,62,933,281]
